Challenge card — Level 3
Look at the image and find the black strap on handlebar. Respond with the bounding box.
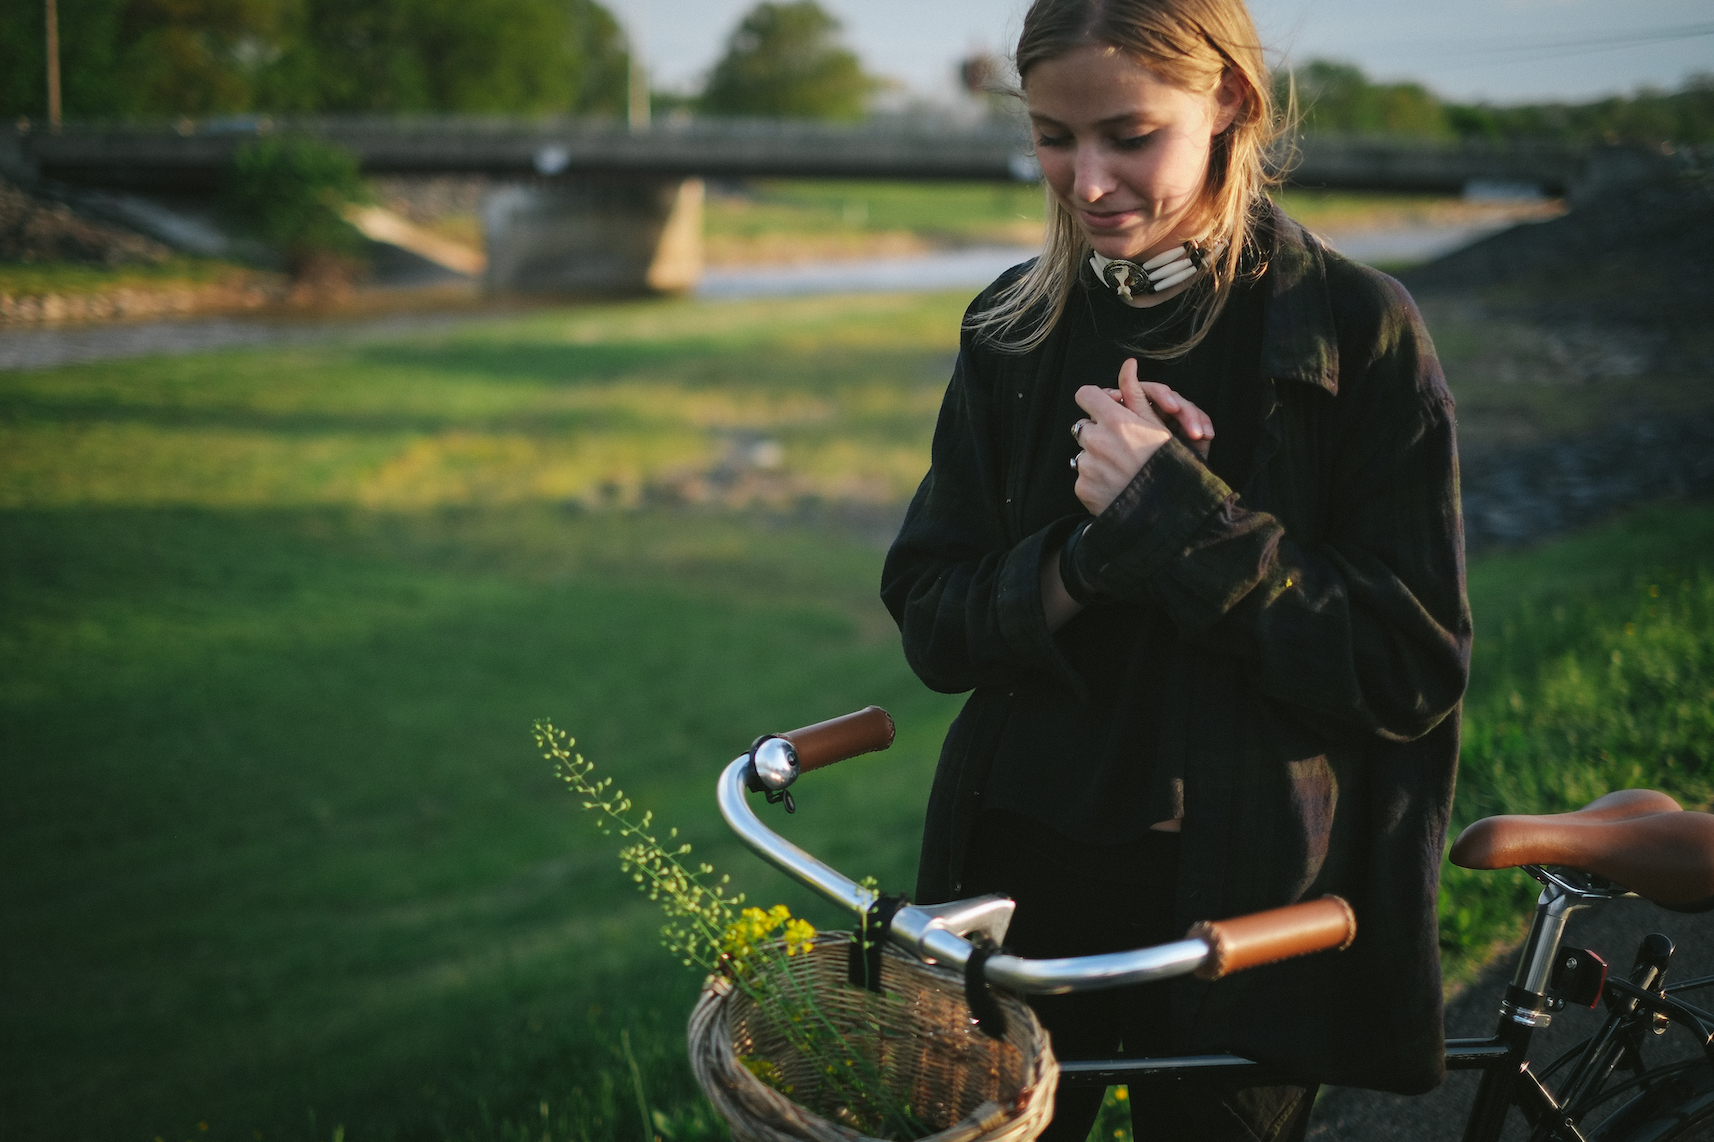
[848,893,909,992]
[964,936,1009,1040]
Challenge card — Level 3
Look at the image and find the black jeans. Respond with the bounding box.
[960,809,1315,1142]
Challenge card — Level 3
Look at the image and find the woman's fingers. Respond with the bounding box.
[1134,380,1214,442]
[1124,361,1180,415]
[1137,383,1207,438]
[1069,380,1176,515]
[1074,383,1120,420]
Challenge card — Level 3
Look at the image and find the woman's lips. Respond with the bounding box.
[1079,206,1143,230]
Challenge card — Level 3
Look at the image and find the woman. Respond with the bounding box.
[880,2,1472,1140]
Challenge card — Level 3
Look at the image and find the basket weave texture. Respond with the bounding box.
[689,934,1057,1142]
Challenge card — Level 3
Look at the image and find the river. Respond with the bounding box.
[1,219,1522,371]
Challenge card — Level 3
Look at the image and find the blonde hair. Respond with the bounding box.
[968,0,1288,357]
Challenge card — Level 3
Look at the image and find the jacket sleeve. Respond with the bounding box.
[1065,277,1472,744]
[881,336,1082,696]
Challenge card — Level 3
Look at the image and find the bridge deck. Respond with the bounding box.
[13,117,1590,195]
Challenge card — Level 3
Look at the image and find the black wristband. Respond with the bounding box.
[1058,518,1107,607]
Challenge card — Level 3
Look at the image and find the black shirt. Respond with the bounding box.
[982,262,1267,842]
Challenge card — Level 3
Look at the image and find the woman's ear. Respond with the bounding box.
[1212,67,1246,134]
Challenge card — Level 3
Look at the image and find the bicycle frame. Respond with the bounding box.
[718,743,1714,1142]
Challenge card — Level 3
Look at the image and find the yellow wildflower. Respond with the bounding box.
[783,917,817,955]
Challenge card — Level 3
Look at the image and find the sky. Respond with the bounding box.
[621,0,1714,107]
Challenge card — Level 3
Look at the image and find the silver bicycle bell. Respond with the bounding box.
[750,736,801,793]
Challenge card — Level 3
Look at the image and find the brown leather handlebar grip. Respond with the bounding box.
[1187,895,1356,981]
[781,706,896,772]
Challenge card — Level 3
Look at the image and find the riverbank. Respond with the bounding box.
[0,182,1558,328]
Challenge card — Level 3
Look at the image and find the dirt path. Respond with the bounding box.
[0,304,514,371]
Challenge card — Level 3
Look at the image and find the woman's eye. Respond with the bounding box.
[1115,133,1155,150]
[1034,133,1071,149]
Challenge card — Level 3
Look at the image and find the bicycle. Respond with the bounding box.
[713,706,1714,1142]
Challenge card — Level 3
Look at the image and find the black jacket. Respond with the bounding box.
[881,210,1472,1094]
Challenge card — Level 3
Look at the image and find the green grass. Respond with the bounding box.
[1438,505,1714,963]
[0,292,959,512]
[1270,188,1480,228]
[705,180,1047,247]
[0,256,259,296]
[5,285,1714,1142]
[0,293,968,1142]
[701,182,1496,256]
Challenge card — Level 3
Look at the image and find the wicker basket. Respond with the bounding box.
[689,934,1057,1142]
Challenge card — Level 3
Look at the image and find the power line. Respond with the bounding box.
[1437,23,1714,61]
[1289,22,1714,64]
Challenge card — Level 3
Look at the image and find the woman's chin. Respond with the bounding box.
[1085,230,1195,263]
[1087,235,1156,262]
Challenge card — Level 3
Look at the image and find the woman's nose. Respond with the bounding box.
[1072,146,1117,203]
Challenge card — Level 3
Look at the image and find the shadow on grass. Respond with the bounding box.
[0,503,956,1142]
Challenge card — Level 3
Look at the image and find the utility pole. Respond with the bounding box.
[625,0,649,134]
[45,0,62,132]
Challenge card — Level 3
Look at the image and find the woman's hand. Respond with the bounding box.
[1070,359,1213,516]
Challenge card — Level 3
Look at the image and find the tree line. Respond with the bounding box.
[0,0,871,123]
[2,0,1710,146]
[1286,59,1714,148]
[0,0,630,119]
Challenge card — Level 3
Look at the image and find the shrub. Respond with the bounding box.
[223,135,371,279]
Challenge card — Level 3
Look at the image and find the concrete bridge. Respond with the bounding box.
[6,116,1606,294]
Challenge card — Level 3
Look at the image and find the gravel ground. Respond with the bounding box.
[1461,413,1714,553]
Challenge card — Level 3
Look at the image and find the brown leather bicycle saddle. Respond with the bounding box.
[1449,789,1714,909]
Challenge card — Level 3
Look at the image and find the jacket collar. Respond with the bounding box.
[1258,203,1341,396]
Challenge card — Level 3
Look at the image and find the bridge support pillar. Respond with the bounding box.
[483,176,703,295]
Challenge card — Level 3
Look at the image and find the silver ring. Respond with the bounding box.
[1069,454,1080,471]
[1071,419,1087,441]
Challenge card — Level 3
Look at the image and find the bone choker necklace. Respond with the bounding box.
[1089,240,1218,304]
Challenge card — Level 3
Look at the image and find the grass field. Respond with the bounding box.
[5,286,1714,1142]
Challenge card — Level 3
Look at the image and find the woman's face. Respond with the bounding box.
[1025,44,1241,262]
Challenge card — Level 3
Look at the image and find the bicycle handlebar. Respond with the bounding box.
[721,707,1356,993]
[780,705,896,772]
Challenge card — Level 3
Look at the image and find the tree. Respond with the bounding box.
[0,0,630,120]
[1447,75,1714,147]
[280,0,628,115]
[700,1,874,120]
[1280,60,1450,138]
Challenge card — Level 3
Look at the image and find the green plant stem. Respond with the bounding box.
[621,1029,654,1142]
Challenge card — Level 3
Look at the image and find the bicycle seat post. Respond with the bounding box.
[1462,868,1623,1142]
